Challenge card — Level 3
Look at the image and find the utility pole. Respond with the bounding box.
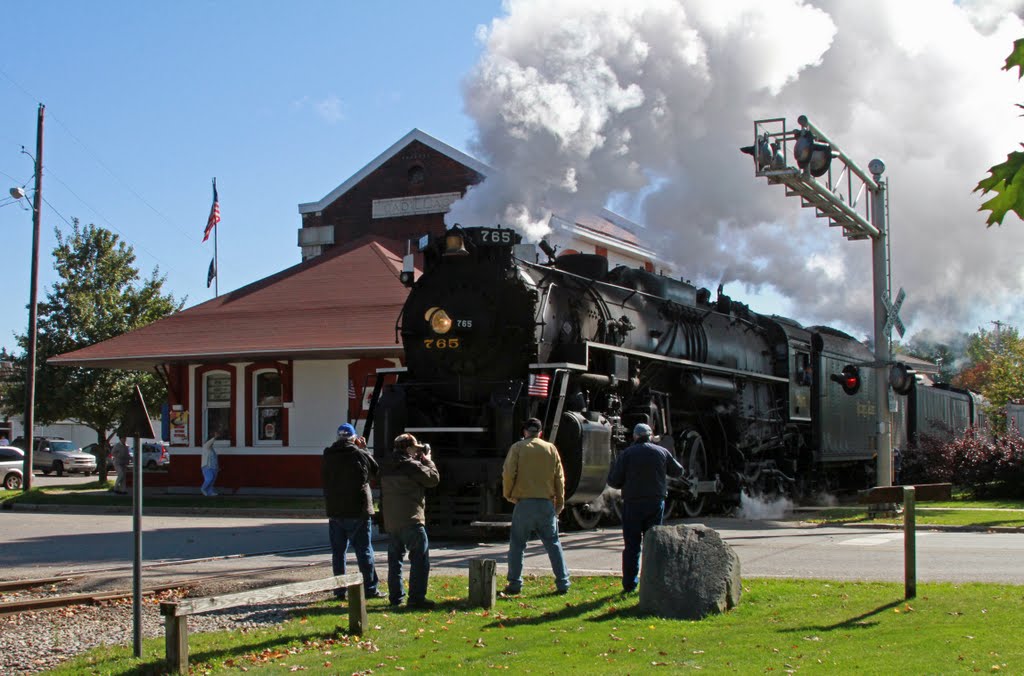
[992,320,1004,353]
[23,103,43,491]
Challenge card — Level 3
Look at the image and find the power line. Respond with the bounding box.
[1,67,205,252]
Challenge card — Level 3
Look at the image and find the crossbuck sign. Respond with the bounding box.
[882,287,906,338]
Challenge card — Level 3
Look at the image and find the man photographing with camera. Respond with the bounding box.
[380,433,440,609]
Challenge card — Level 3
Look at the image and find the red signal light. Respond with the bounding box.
[830,364,861,395]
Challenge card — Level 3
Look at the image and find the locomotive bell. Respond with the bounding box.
[443,233,470,256]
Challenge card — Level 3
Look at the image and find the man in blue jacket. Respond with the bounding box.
[322,423,385,601]
[607,422,683,593]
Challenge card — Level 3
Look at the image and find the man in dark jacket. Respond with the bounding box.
[322,423,384,600]
[607,422,684,593]
[380,433,440,609]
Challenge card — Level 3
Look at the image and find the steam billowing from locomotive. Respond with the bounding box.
[450,0,1024,338]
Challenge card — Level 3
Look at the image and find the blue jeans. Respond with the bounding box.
[387,523,430,604]
[621,498,665,591]
[506,498,570,592]
[328,517,380,597]
[200,466,218,494]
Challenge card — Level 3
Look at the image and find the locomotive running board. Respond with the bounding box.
[585,341,789,384]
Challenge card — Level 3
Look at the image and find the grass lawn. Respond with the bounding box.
[805,496,1024,529]
[45,576,1023,674]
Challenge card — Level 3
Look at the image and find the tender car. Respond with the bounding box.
[0,445,25,490]
[11,436,98,476]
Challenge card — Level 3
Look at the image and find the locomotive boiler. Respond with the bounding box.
[370,225,884,530]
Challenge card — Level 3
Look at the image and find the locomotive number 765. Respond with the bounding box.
[479,229,514,244]
[424,338,461,349]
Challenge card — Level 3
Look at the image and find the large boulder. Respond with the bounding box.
[638,524,741,620]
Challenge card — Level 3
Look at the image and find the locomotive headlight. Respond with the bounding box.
[426,307,453,334]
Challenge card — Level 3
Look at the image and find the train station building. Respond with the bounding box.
[50,129,659,493]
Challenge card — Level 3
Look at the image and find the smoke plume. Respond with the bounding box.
[452,0,1024,337]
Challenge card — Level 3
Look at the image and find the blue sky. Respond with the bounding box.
[0,1,502,355]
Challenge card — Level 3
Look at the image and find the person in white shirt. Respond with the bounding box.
[200,429,224,496]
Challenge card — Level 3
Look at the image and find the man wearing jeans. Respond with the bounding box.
[380,433,440,609]
[321,423,384,601]
[501,417,570,596]
[607,422,684,593]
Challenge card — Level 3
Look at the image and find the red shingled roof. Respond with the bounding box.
[50,236,411,370]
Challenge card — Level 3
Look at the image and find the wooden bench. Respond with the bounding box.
[159,573,364,674]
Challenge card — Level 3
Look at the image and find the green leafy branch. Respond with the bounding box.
[976,38,1024,227]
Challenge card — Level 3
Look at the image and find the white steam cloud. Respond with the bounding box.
[451,0,1024,338]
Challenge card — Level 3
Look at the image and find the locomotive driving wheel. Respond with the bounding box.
[678,429,709,517]
[569,504,603,530]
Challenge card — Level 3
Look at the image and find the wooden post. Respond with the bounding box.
[904,486,916,600]
[468,559,497,609]
[160,604,188,675]
[347,582,366,635]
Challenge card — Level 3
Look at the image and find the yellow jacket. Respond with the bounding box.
[502,436,565,513]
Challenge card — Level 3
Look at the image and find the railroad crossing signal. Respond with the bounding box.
[882,287,906,338]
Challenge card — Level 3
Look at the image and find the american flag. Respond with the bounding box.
[202,179,220,242]
[348,379,357,400]
[527,373,551,397]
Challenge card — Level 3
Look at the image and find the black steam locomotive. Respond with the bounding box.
[370,225,889,530]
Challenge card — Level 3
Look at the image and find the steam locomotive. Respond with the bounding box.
[369,225,906,530]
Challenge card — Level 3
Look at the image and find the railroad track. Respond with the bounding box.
[0,545,333,616]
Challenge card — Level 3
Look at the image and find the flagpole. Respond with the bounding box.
[213,177,219,298]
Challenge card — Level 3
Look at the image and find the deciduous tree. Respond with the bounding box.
[2,221,183,481]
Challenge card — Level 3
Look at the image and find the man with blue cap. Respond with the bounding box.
[607,422,683,593]
[322,422,385,601]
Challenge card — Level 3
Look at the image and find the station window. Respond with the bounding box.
[203,371,233,443]
[254,370,283,444]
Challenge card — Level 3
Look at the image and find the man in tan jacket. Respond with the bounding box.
[501,417,570,595]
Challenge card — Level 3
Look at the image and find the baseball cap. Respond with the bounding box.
[394,433,425,450]
[634,423,653,438]
[523,417,543,432]
[337,423,357,438]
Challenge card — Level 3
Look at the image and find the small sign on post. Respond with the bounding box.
[858,482,951,600]
[122,385,155,658]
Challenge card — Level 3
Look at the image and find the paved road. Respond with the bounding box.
[2,511,1022,586]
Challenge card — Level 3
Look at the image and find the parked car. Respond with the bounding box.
[0,445,24,490]
[11,436,98,476]
[133,441,170,469]
[84,440,171,470]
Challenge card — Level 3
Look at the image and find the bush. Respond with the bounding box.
[902,420,1024,498]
